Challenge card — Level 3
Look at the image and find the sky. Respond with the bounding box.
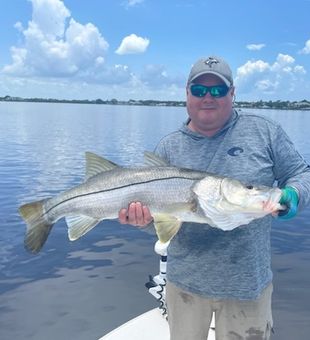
[0,0,310,102]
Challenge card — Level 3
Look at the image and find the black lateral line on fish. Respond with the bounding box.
[43,175,197,216]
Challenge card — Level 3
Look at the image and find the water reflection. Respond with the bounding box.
[1,220,156,290]
[272,214,310,255]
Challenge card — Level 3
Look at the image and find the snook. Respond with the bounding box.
[19,152,283,254]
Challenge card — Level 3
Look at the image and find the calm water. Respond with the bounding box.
[0,102,309,340]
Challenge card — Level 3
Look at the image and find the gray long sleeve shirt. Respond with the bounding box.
[154,110,310,300]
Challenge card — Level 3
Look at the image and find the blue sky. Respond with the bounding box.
[1,0,310,101]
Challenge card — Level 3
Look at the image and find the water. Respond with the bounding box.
[0,102,309,339]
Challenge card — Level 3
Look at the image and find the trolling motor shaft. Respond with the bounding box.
[145,241,170,318]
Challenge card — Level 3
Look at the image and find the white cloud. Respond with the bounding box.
[0,0,179,97]
[2,0,109,78]
[123,0,144,8]
[246,43,266,51]
[235,54,307,100]
[31,0,70,37]
[95,56,104,66]
[115,34,150,55]
[65,19,109,68]
[236,60,270,78]
[14,21,24,32]
[256,79,279,92]
[294,65,306,74]
[299,39,310,54]
[271,53,294,71]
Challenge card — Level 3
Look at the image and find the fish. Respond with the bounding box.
[19,152,284,254]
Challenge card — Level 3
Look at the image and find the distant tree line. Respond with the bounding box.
[1,95,310,110]
[235,99,310,110]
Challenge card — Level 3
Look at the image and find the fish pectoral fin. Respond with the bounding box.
[85,152,120,180]
[202,204,256,231]
[66,215,100,241]
[153,213,182,243]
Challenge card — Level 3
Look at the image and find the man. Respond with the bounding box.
[119,56,310,340]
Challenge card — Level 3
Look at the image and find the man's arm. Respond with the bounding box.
[272,125,310,216]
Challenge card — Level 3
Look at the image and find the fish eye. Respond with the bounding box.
[246,185,254,189]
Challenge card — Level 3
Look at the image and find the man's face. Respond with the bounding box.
[186,74,235,136]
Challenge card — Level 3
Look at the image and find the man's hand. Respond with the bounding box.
[278,186,299,220]
[119,202,153,227]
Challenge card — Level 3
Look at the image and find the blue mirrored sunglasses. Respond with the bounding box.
[190,83,230,98]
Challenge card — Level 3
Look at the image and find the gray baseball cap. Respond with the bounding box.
[187,56,233,87]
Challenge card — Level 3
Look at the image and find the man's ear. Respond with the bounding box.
[230,86,235,97]
[186,85,190,96]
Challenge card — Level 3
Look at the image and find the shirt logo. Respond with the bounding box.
[227,147,244,156]
[204,57,219,68]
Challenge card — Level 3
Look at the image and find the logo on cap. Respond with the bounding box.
[204,57,219,68]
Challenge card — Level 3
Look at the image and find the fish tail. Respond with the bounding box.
[19,199,54,254]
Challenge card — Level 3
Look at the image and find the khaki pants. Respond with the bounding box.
[166,281,273,340]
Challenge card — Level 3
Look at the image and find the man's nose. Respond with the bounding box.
[202,91,214,100]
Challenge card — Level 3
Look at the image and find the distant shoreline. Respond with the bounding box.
[1,95,310,110]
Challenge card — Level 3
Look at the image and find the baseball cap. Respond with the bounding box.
[187,56,233,87]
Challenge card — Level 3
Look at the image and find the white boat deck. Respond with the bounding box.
[99,308,215,340]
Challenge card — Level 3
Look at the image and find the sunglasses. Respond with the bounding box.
[190,83,230,98]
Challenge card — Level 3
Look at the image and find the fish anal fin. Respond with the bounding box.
[85,152,119,180]
[66,215,100,241]
[153,213,182,243]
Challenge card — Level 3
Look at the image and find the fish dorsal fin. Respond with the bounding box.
[85,152,119,180]
[152,213,182,243]
[66,215,100,241]
[144,151,169,167]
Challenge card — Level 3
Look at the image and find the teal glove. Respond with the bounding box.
[278,187,299,220]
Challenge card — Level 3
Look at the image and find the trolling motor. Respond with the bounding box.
[145,240,170,319]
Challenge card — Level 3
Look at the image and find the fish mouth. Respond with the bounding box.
[268,188,283,205]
